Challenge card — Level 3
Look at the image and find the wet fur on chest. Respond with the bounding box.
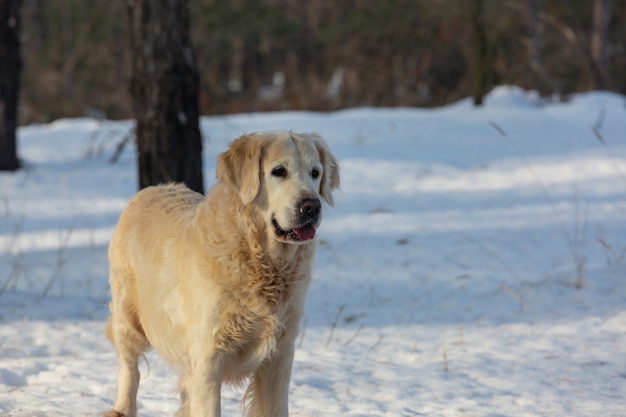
[213,244,312,382]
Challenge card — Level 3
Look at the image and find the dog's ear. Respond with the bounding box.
[312,134,340,206]
[216,134,267,205]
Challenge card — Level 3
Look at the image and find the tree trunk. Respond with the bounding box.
[0,0,21,171]
[590,0,612,90]
[125,0,204,193]
[470,0,488,106]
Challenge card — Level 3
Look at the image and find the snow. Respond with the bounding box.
[1,85,626,416]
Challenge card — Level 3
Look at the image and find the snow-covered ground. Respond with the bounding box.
[1,86,625,416]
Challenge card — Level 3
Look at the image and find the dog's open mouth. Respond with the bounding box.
[272,217,316,242]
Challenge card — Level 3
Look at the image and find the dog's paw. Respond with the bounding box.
[103,410,126,417]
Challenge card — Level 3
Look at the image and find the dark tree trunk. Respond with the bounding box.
[0,0,21,171]
[125,0,204,193]
[470,0,488,106]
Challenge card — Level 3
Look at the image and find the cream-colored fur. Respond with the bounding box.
[104,131,339,417]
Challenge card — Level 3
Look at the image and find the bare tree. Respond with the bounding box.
[523,0,561,96]
[0,0,21,171]
[470,0,488,106]
[125,0,204,193]
[590,0,612,90]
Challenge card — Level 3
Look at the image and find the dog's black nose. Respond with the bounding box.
[299,198,321,217]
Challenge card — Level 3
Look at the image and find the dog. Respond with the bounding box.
[104,131,340,417]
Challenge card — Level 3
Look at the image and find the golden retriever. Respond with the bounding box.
[104,131,339,417]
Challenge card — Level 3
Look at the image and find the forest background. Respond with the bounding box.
[17,0,626,124]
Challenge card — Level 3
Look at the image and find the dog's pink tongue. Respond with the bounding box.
[294,224,316,241]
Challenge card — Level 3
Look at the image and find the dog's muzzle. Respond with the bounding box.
[273,198,321,242]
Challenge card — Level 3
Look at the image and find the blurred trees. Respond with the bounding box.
[16,0,626,123]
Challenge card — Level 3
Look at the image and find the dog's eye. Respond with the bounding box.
[271,166,287,178]
[311,168,320,179]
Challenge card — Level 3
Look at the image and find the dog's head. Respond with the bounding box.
[217,131,340,244]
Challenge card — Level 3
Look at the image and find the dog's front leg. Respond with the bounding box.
[180,358,223,417]
[104,356,140,417]
[244,341,295,417]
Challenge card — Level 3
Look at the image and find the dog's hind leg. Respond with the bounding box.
[175,383,189,417]
[105,268,150,417]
